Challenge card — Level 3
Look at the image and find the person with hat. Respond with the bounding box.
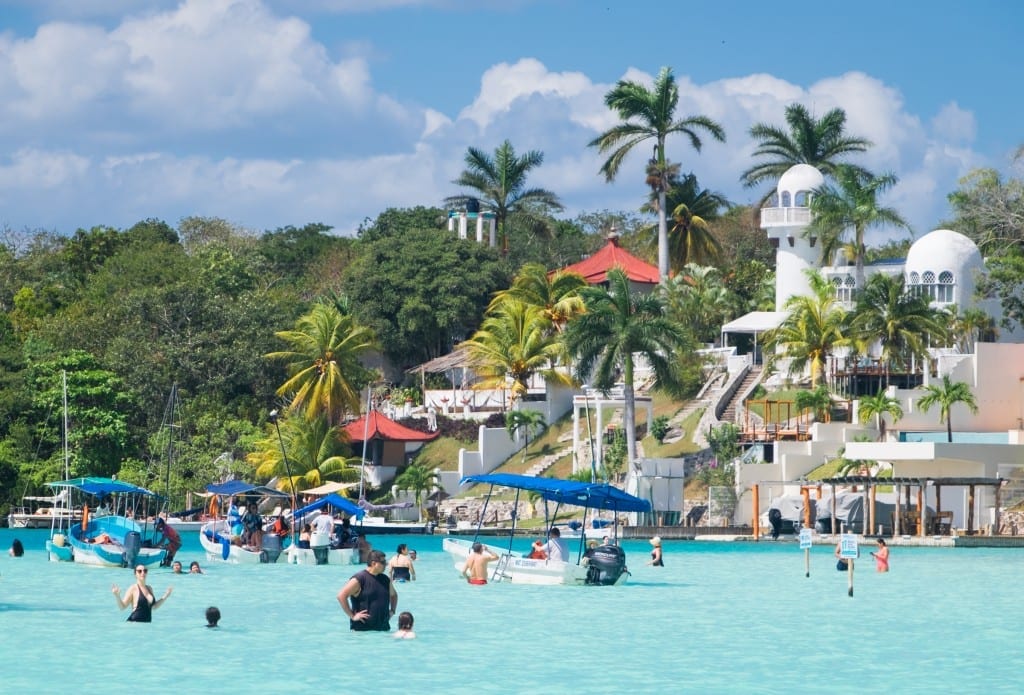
[153,517,182,567]
[647,536,664,566]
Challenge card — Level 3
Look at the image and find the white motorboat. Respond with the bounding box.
[198,480,291,564]
[442,473,649,586]
[8,490,81,528]
[285,493,365,566]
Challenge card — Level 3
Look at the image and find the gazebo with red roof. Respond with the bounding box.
[558,234,659,288]
[343,410,438,471]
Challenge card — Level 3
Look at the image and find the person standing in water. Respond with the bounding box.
[462,542,499,585]
[870,538,889,572]
[337,550,398,631]
[112,565,172,622]
[647,536,664,566]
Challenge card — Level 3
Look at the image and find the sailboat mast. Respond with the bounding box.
[62,370,69,480]
[161,384,180,514]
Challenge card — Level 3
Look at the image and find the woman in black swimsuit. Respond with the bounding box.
[112,565,172,622]
[388,543,416,582]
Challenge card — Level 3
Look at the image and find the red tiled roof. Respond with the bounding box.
[342,410,439,442]
[559,236,659,284]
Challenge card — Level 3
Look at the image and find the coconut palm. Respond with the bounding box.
[917,375,979,443]
[462,298,573,407]
[446,139,563,253]
[266,302,378,425]
[858,389,904,441]
[762,270,851,387]
[563,268,691,467]
[394,462,441,522]
[795,384,834,423]
[741,103,872,203]
[247,411,361,491]
[809,165,911,289]
[505,409,547,465]
[589,66,726,282]
[850,273,947,383]
[949,307,999,353]
[491,263,587,333]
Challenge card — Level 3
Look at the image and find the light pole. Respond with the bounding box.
[269,409,298,546]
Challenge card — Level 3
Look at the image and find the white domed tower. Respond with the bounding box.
[761,164,824,311]
[904,229,990,314]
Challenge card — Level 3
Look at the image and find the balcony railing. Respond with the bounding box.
[761,207,812,226]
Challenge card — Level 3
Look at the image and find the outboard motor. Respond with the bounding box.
[261,533,282,564]
[768,508,783,540]
[584,544,628,586]
[122,531,141,568]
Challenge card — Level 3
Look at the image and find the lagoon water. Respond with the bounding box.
[2,527,1022,694]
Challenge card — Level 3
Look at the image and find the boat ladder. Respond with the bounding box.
[492,553,514,583]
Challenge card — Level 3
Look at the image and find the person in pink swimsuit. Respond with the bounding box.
[870,538,889,572]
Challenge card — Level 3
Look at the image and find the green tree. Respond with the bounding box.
[248,411,360,491]
[266,302,378,425]
[589,66,726,283]
[917,375,979,443]
[741,103,872,203]
[661,264,735,345]
[762,271,850,387]
[949,307,999,353]
[795,384,834,423]
[446,140,563,253]
[858,389,904,441]
[809,165,910,289]
[505,409,547,465]
[394,462,441,521]
[706,422,741,463]
[490,263,587,333]
[563,268,692,466]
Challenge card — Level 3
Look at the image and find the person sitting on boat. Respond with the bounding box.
[227,503,243,535]
[298,524,312,549]
[95,495,112,517]
[542,527,569,563]
[337,549,398,632]
[270,514,289,539]
[336,517,359,548]
[89,532,114,545]
[241,502,263,550]
[153,517,181,567]
[528,540,547,560]
[462,542,498,585]
[388,543,416,582]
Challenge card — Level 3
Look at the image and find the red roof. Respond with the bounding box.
[559,236,659,285]
[342,410,439,443]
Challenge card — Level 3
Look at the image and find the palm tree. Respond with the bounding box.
[462,298,573,407]
[505,409,547,465]
[394,462,441,522]
[762,270,850,387]
[563,268,691,467]
[247,412,361,491]
[491,263,586,333]
[950,307,999,353]
[266,302,378,425]
[917,375,979,443]
[858,389,904,441]
[795,384,834,423]
[661,264,734,345]
[850,273,947,383]
[589,66,726,282]
[809,165,910,289]
[741,103,872,203]
[446,139,563,253]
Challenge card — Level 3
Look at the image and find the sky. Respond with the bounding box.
[0,0,1021,245]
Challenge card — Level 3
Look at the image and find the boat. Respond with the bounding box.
[286,493,365,565]
[199,480,291,564]
[45,477,167,568]
[7,489,81,528]
[442,473,650,586]
[355,499,435,535]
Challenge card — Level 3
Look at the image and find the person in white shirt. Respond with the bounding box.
[542,527,569,562]
[312,509,335,544]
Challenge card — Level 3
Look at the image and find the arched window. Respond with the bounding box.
[833,275,856,302]
[780,191,791,207]
[794,191,810,206]
[936,270,955,303]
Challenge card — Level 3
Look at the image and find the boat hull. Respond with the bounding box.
[442,537,614,586]
[49,515,166,568]
[286,545,359,565]
[357,517,434,535]
[199,520,284,564]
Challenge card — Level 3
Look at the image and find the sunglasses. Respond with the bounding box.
[135,569,148,574]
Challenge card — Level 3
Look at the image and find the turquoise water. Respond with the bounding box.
[899,430,1009,443]
[2,528,1022,694]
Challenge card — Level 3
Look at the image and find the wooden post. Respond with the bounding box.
[917,484,924,537]
[967,484,976,535]
[894,483,902,536]
[752,484,760,541]
[801,486,811,530]
[848,557,854,597]
[831,483,837,535]
[995,481,1002,535]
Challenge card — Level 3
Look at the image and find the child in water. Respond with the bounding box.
[393,611,416,639]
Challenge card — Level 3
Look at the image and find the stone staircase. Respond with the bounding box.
[525,445,574,477]
[720,365,763,425]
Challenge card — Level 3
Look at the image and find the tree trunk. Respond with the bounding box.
[623,357,638,470]
[658,189,669,283]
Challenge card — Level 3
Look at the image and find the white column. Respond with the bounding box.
[595,400,604,473]
[488,216,497,247]
[475,214,484,243]
[447,215,455,232]
[458,213,468,240]
[572,401,580,475]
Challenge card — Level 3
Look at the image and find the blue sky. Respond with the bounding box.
[0,0,1021,244]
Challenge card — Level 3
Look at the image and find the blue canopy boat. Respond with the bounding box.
[285,493,366,565]
[442,474,651,586]
[45,477,167,568]
[199,480,292,564]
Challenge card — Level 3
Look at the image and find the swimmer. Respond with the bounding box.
[189,560,203,574]
[388,543,416,582]
[393,611,416,639]
[461,542,498,585]
[870,538,889,572]
[206,606,221,627]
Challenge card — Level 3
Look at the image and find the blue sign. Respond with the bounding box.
[839,534,859,559]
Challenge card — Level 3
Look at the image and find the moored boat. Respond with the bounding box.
[198,480,291,564]
[285,493,365,565]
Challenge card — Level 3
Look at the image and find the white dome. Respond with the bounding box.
[905,229,983,310]
[776,164,824,204]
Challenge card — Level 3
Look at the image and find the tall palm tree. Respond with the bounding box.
[446,139,563,253]
[850,273,947,383]
[266,302,378,425]
[762,270,850,387]
[809,165,911,289]
[490,263,587,333]
[247,412,361,491]
[741,103,872,203]
[462,298,573,407]
[505,409,547,465]
[563,268,691,467]
[950,307,999,353]
[858,388,904,441]
[917,375,979,443]
[665,202,723,271]
[589,66,726,283]
[394,462,441,522]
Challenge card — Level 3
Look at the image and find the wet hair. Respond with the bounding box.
[471,542,483,553]
[368,549,387,566]
[397,543,407,555]
[190,561,201,571]
[877,538,887,546]
[397,611,414,630]
[10,539,24,557]
[206,606,221,627]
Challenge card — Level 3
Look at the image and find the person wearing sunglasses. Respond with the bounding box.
[337,550,398,632]
[112,565,173,622]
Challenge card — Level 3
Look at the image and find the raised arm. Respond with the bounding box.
[152,586,173,611]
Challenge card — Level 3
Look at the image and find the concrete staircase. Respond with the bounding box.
[720,365,763,425]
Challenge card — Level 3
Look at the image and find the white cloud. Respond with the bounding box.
[931,102,976,144]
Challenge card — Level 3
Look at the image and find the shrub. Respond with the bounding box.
[651,415,671,443]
